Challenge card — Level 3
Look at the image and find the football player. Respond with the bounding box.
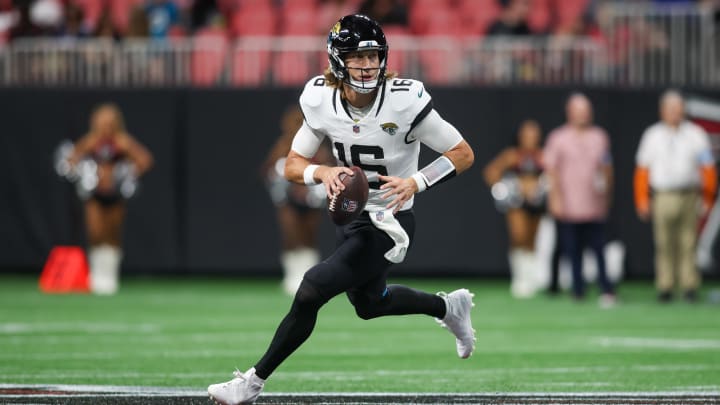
[208,15,476,405]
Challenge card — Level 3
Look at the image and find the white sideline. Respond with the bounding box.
[0,383,720,398]
[0,384,719,397]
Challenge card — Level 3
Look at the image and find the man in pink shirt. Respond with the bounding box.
[544,93,616,306]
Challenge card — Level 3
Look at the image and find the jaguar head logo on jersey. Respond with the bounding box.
[380,122,399,135]
[327,14,388,94]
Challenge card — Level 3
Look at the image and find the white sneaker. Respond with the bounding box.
[208,367,265,405]
[436,289,476,359]
[598,293,617,309]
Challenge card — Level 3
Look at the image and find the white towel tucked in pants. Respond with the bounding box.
[369,209,410,264]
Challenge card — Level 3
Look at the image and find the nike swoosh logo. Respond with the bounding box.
[418,87,424,98]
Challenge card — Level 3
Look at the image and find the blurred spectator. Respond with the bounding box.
[9,0,49,39]
[634,90,717,303]
[486,0,532,36]
[127,5,149,38]
[262,105,335,295]
[66,103,153,295]
[145,0,179,39]
[94,8,120,40]
[483,119,546,298]
[190,0,219,33]
[57,2,90,39]
[358,0,407,27]
[543,93,616,307]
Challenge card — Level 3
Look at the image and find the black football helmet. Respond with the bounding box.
[327,14,388,94]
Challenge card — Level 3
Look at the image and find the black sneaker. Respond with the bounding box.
[684,290,699,303]
[657,291,673,303]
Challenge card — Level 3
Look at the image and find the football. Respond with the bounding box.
[328,166,369,225]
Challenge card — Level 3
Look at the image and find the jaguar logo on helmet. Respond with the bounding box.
[331,21,341,35]
[327,14,388,94]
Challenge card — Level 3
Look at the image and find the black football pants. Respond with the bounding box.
[254,210,447,379]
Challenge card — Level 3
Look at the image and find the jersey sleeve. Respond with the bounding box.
[388,78,434,141]
[410,109,463,153]
[298,75,329,131]
[290,121,325,158]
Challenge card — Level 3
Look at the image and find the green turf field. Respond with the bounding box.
[1,275,719,393]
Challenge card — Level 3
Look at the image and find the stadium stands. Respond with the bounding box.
[0,0,717,87]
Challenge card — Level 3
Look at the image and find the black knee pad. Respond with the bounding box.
[347,289,387,320]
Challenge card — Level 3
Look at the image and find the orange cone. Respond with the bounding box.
[39,246,90,293]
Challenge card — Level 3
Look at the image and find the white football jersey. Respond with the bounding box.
[292,75,463,212]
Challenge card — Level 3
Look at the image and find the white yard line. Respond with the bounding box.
[0,322,160,334]
[593,336,720,350]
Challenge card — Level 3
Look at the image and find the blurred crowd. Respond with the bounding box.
[1,0,718,45]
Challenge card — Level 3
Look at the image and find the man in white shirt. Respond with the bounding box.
[634,90,717,303]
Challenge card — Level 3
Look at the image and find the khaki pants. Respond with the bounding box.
[652,190,701,292]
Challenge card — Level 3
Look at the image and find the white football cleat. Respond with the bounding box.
[208,367,265,405]
[436,289,476,359]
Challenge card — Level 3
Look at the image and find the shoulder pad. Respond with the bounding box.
[299,76,330,109]
[389,78,432,113]
[299,76,334,129]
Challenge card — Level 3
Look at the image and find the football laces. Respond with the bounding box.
[328,192,338,212]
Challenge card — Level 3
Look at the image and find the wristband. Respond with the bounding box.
[413,156,456,192]
[411,172,428,193]
[303,164,320,185]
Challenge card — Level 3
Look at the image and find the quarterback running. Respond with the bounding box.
[208,14,476,405]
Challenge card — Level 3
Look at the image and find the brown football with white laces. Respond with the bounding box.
[327,166,369,226]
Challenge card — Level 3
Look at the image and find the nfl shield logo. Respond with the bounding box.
[353,125,360,133]
[342,198,358,212]
[376,211,384,221]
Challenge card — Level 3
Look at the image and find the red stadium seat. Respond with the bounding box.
[191,27,229,86]
[284,0,318,8]
[280,4,318,35]
[456,0,501,36]
[382,25,411,75]
[231,41,272,86]
[528,0,551,33]
[228,3,275,86]
[409,0,450,35]
[273,40,312,86]
[423,5,461,36]
[230,4,276,37]
[417,8,463,84]
[553,0,589,32]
